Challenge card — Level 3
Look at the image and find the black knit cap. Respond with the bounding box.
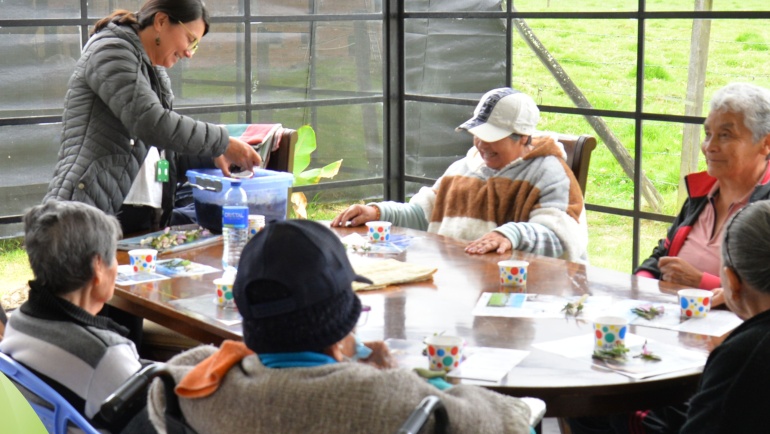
[233,219,372,353]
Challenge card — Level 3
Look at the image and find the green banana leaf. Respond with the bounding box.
[292,125,342,187]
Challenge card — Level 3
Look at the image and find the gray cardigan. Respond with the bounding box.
[45,22,229,220]
[149,345,532,434]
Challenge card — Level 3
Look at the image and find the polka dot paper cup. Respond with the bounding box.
[365,221,392,243]
[248,214,266,240]
[678,289,712,318]
[593,316,628,351]
[214,278,236,309]
[498,260,529,287]
[424,335,465,372]
[128,249,158,274]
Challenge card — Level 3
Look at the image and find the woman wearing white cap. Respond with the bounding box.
[333,88,588,262]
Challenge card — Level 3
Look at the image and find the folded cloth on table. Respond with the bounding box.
[224,124,284,168]
[351,259,437,291]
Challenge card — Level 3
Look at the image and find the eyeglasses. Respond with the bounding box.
[176,20,200,55]
[357,304,371,327]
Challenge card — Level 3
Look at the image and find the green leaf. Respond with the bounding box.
[293,125,317,175]
[294,159,342,187]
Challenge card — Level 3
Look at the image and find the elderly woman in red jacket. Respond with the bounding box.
[636,82,770,292]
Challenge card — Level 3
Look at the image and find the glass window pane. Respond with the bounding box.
[647,0,766,12]
[251,0,379,15]
[251,21,382,103]
[0,27,80,119]
[639,217,673,272]
[578,116,637,211]
[641,120,707,217]
[405,100,473,179]
[313,184,384,209]
[587,211,634,273]
[171,23,246,106]
[207,0,243,17]
[513,0,637,12]
[3,0,80,19]
[89,1,243,18]
[645,18,770,116]
[313,103,384,182]
[88,0,143,18]
[405,18,507,97]
[406,0,502,13]
[186,111,248,124]
[0,124,61,218]
[514,19,638,112]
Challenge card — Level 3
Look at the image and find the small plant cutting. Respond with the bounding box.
[634,340,662,362]
[631,304,665,321]
[562,294,588,317]
[140,227,209,250]
[592,344,629,362]
[290,125,343,219]
[593,341,662,363]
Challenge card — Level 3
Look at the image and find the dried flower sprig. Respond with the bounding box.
[562,294,589,317]
[634,340,662,361]
[140,227,209,250]
[631,304,665,321]
[592,345,629,362]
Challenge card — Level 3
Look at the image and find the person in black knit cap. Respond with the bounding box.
[148,219,534,434]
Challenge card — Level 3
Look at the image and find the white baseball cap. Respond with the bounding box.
[456,88,540,142]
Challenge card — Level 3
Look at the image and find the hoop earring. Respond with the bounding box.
[155,35,161,46]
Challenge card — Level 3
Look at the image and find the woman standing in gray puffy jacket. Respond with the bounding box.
[45,0,261,235]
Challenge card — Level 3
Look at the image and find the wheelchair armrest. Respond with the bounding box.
[397,395,448,434]
[100,363,170,424]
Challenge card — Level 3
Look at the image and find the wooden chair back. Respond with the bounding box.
[556,134,597,196]
[264,128,297,174]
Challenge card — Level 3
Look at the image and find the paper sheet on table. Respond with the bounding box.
[533,333,706,380]
[155,259,220,277]
[471,293,614,319]
[169,294,243,327]
[385,339,528,384]
[610,300,742,337]
[446,347,529,383]
[340,233,416,255]
[116,265,170,285]
[350,258,437,291]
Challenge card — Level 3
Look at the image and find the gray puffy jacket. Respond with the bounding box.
[45,22,229,220]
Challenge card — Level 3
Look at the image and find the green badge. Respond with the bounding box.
[156,159,170,182]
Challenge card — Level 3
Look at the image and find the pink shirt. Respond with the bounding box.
[676,182,750,289]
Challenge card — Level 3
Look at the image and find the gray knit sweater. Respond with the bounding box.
[148,345,532,434]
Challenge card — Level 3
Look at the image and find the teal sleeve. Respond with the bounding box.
[368,201,428,230]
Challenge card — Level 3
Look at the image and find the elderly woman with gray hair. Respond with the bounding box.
[677,200,770,433]
[636,82,770,291]
[0,201,154,433]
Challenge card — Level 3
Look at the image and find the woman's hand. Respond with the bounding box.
[711,287,725,308]
[360,340,396,369]
[331,204,379,227]
[465,231,512,255]
[217,137,262,177]
[659,256,703,287]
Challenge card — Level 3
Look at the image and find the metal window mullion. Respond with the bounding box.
[242,2,252,123]
[632,0,647,270]
[384,0,405,202]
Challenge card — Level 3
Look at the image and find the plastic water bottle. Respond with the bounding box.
[222,180,249,271]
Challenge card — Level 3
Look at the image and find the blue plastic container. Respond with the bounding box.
[186,168,294,234]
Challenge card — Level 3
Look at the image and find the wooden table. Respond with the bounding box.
[112,225,720,418]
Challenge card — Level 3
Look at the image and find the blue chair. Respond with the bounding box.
[0,351,100,434]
